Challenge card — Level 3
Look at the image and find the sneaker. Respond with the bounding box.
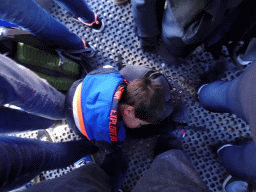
[76,13,105,33]
[209,137,253,156]
[63,38,96,61]
[223,175,248,192]
[169,128,186,141]
[80,38,96,58]
[198,60,227,85]
[226,41,247,71]
[75,155,93,169]
[236,38,256,66]
[209,140,234,157]
[112,0,128,5]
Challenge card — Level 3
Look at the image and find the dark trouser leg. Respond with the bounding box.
[0,55,65,120]
[218,141,256,181]
[0,107,55,133]
[0,135,97,191]
[132,150,210,192]
[131,0,160,38]
[0,0,83,50]
[53,0,95,23]
[198,80,247,123]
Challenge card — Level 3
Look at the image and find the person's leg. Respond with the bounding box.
[218,141,256,181]
[0,54,65,120]
[131,0,162,51]
[132,150,210,192]
[0,107,55,133]
[0,0,84,51]
[131,0,159,38]
[53,0,94,23]
[161,0,189,56]
[0,135,98,191]
[54,0,105,33]
[19,163,112,192]
[198,79,247,122]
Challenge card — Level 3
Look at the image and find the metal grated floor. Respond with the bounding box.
[10,0,252,191]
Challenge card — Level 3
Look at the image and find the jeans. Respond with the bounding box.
[130,0,198,56]
[0,0,95,50]
[218,142,256,181]
[131,0,163,38]
[21,150,208,192]
[0,55,65,120]
[0,54,97,191]
[199,62,256,181]
[198,80,247,122]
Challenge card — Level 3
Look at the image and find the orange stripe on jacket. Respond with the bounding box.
[76,83,90,140]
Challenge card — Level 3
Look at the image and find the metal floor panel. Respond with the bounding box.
[10,0,252,192]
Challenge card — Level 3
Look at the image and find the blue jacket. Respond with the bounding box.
[78,68,127,149]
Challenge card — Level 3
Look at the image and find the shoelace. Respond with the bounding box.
[78,13,99,26]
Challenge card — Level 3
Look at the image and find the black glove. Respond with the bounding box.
[100,147,129,192]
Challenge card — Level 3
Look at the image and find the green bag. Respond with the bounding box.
[0,27,83,92]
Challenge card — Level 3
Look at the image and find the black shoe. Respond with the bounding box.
[196,60,227,100]
[226,41,248,71]
[64,38,96,60]
[75,13,105,33]
[208,140,234,157]
[139,36,158,52]
[199,60,227,85]
[209,136,253,157]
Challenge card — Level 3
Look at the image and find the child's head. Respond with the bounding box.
[119,77,166,128]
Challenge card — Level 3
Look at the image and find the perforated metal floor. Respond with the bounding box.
[11,0,252,192]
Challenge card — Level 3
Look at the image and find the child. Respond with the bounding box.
[66,65,170,151]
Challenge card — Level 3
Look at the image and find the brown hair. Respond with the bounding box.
[120,78,166,124]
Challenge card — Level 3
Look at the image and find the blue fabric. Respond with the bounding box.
[0,135,96,191]
[131,0,160,38]
[0,107,54,133]
[118,122,126,142]
[131,0,244,56]
[53,0,94,23]
[0,0,94,50]
[199,80,247,122]
[218,142,256,181]
[199,63,256,180]
[0,55,98,191]
[0,55,65,120]
[80,72,125,143]
[0,19,18,28]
